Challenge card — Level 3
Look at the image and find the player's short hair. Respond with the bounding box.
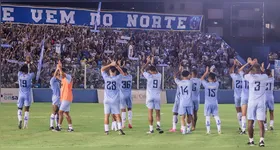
[208,73,216,80]
[251,64,261,74]
[20,65,28,73]
[181,70,190,77]
[148,65,157,72]
[109,66,117,73]
[122,68,128,73]
[191,69,198,76]
[265,69,272,76]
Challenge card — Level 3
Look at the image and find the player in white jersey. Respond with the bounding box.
[17,64,35,129]
[101,61,125,135]
[262,65,275,131]
[49,69,61,130]
[201,67,221,134]
[238,58,251,134]
[230,59,242,131]
[174,70,193,134]
[141,56,164,134]
[244,63,268,147]
[119,68,133,129]
[169,66,182,132]
[190,69,201,131]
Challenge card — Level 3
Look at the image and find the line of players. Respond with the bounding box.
[16,56,274,147]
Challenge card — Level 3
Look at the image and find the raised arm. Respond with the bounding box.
[101,61,115,73]
[261,62,265,72]
[115,64,125,76]
[267,63,271,69]
[200,66,209,81]
[53,68,59,78]
[174,65,183,80]
[141,56,151,75]
[229,59,237,74]
[57,60,66,78]
[238,57,252,73]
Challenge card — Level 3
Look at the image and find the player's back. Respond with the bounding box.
[202,80,219,105]
[175,79,193,107]
[120,74,132,98]
[18,72,34,95]
[230,73,242,98]
[143,72,161,100]
[244,74,268,103]
[60,74,73,101]
[239,71,249,99]
[191,78,201,100]
[50,77,60,97]
[102,72,122,104]
[265,77,274,99]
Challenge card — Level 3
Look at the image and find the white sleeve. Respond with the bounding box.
[244,74,250,82]
[230,73,235,79]
[65,74,72,84]
[175,78,180,85]
[143,72,150,79]
[239,71,244,77]
[101,72,109,79]
[201,80,207,87]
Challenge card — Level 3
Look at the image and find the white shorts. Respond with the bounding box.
[247,102,265,121]
[179,106,193,116]
[59,100,71,112]
[204,104,219,116]
[146,99,161,110]
[52,95,60,106]
[17,94,31,108]
[104,103,120,115]
[120,96,132,109]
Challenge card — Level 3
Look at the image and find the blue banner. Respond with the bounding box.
[1,5,203,31]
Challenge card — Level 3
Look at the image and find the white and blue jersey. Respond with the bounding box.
[50,77,60,106]
[202,80,219,116]
[244,74,268,121]
[17,72,34,108]
[191,78,201,111]
[175,79,193,115]
[172,87,180,113]
[120,74,133,109]
[102,72,122,114]
[230,73,242,107]
[143,72,161,110]
[239,71,249,105]
[265,77,274,111]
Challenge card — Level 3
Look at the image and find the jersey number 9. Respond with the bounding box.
[107,81,116,90]
[20,80,27,88]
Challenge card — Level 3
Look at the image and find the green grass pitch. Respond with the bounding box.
[0,103,279,150]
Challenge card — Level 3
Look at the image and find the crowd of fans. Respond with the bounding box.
[1,23,236,89]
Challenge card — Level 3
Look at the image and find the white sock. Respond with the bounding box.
[50,114,55,127]
[17,109,22,122]
[214,116,221,132]
[249,138,254,142]
[117,122,122,130]
[157,121,161,127]
[237,112,242,128]
[121,112,126,126]
[111,121,116,130]
[172,115,177,129]
[149,125,153,131]
[187,123,191,132]
[270,120,274,127]
[182,126,186,133]
[104,124,109,132]
[54,114,58,127]
[260,137,264,142]
[58,124,61,128]
[128,110,132,124]
[206,116,210,132]
[68,124,73,129]
[264,123,267,129]
[242,116,246,132]
[24,112,29,127]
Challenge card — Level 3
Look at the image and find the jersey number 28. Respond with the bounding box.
[107,81,116,90]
